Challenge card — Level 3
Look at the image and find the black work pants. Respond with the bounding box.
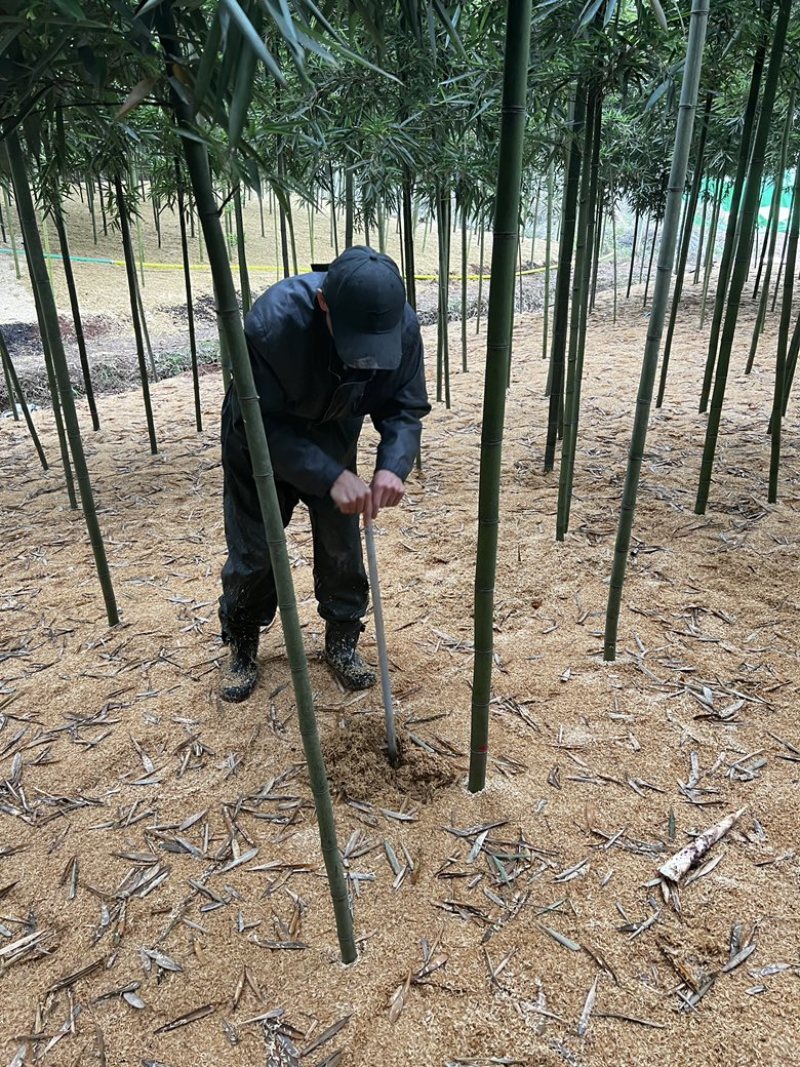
[218,412,369,638]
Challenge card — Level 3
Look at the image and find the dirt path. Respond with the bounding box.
[1,289,798,1067]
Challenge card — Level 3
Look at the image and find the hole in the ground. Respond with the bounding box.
[322,714,458,803]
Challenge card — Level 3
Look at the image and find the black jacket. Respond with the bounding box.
[225,273,430,497]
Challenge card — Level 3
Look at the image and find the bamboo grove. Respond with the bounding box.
[1,0,799,943]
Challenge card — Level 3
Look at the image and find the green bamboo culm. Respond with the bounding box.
[6,129,119,627]
[1,324,19,420]
[461,204,469,372]
[3,183,21,279]
[745,90,794,375]
[175,157,202,432]
[699,176,724,327]
[17,196,77,508]
[698,11,769,412]
[695,0,791,515]
[542,161,554,358]
[157,9,356,964]
[656,91,713,407]
[468,0,532,794]
[233,183,252,314]
[557,88,602,541]
[768,154,800,502]
[114,172,158,454]
[0,327,48,469]
[604,0,710,662]
[53,200,100,431]
[544,85,585,470]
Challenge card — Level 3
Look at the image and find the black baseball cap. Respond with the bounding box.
[321,247,406,370]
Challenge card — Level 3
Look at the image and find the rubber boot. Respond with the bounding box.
[220,626,259,703]
[324,621,376,691]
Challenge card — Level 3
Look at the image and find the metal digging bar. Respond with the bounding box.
[363,513,399,767]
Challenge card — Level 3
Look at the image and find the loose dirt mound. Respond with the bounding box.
[323,715,459,803]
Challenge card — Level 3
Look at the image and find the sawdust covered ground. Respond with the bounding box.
[1,288,799,1067]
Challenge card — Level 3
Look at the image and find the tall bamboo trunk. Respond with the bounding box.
[159,10,355,963]
[700,176,724,327]
[746,91,794,374]
[699,22,769,411]
[626,208,640,299]
[15,184,77,507]
[0,328,48,469]
[770,178,795,312]
[233,184,252,314]
[175,157,202,432]
[657,92,712,405]
[693,179,710,283]
[544,84,586,470]
[435,186,451,407]
[53,200,100,430]
[468,0,532,793]
[7,129,118,626]
[114,172,158,454]
[461,205,469,372]
[557,88,601,541]
[542,163,554,355]
[768,153,800,501]
[696,0,791,514]
[642,214,660,306]
[3,184,22,279]
[344,169,354,249]
[402,173,417,310]
[604,0,709,661]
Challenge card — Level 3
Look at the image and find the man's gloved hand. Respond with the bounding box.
[371,470,405,516]
[330,470,373,515]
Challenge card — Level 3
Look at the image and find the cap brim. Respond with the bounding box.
[332,319,403,371]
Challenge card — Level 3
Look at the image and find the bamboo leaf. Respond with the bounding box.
[219,0,285,84]
[116,75,159,118]
[53,0,85,17]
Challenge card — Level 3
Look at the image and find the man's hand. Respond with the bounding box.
[371,470,405,516]
[330,470,372,515]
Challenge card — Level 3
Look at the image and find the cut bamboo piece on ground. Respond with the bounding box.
[659,808,746,883]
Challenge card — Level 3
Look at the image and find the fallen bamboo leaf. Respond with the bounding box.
[154,1003,216,1034]
[576,975,599,1037]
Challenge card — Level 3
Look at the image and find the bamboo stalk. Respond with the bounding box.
[15,186,77,508]
[657,92,712,406]
[604,0,709,661]
[2,184,21,279]
[543,162,554,354]
[768,154,800,502]
[770,179,795,312]
[700,176,723,327]
[626,208,639,299]
[0,328,47,468]
[402,173,417,310]
[175,157,202,432]
[557,89,599,541]
[114,172,158,454]
[7,129,118,625]
[160,9,355,963]
[461,205,468,372]
[53,200,100,431]
[696,0,791,514]
[469,0,532,793]
[746,92,794,375]
[233,184,252,313]
[544,84,586,470]
[699,24,768,412]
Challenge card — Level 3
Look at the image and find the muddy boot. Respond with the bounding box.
[324,621,376,691]
[220,626,259,703]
